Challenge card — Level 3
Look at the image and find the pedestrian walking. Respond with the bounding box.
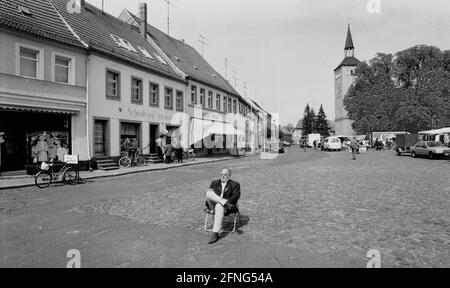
[313,140,317,151]
[163,141,173,164]
[156,135,165,161]
[173,138,183,163]
[350,137,359,160]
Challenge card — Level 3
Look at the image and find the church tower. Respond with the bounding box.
[334,25,360,136]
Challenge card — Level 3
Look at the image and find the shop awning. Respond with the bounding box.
[419,127,450,135]
[0,104,79,115]
[207,122,244,136]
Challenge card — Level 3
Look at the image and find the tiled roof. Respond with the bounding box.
[50,0,184,81]
[123,10,241,98]
[0,0,85,48]
[334,56,360,71]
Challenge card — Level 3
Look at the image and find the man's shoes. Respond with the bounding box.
[208,232,220,244]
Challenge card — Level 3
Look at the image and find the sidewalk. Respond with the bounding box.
[0,154,252,190]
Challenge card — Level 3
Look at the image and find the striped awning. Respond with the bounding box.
[0,104,79,115]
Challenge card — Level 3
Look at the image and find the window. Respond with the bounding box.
[110,34,137,52]
[165,87,173,109]
[228,98,232,113]
[208,91,213,108]
[131,77,143,104]
[106,70,120,99]
[19,47,39,78]
[233,100,237,114]
[216,94,221,111]
[54,55,73,84]
[191,85,197,104]
[149,82,159,107]
[176,90,184,111]
[200,88,205,107]
[120,122,140,152]
[223,96,227,112]
[138,46,153,59]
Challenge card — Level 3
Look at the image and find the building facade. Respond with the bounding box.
[0,0,88,174]
[334,25,360,136]
[53,0,188,162]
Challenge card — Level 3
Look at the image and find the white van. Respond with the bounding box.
[323,137,342,151]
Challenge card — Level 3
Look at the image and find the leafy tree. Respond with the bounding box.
[344,46,450,134]
[285,123,295,134]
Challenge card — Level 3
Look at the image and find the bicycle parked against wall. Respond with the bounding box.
[35,162,77,189]
[118,148,147,168]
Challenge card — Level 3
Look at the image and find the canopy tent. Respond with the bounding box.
[419,127,450,135]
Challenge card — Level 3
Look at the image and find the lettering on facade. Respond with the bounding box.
[125,108,172,122]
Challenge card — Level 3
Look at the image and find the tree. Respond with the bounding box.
[316,105,330,136]
[285,123,295,134]
[344,46,450,134]
[301,104,312,136]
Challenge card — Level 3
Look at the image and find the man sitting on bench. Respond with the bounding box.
[205,168,240,244]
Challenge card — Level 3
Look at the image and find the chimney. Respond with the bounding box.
[139,3,148,38]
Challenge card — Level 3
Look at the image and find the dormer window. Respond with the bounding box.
[110,34,137,53]
[18,5,32,16]
[137,46,153,59]
[212,73,217,78]
[174,56,181,62]
[193,65,198,70]
[154,53,167,65]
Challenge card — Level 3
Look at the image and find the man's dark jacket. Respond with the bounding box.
[209,179,241,205]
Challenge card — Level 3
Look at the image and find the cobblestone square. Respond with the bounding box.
[1,148,448,267]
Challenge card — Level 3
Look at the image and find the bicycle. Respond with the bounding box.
[35,162,77,189]
[183,148,196,161]
[118,148,147,168]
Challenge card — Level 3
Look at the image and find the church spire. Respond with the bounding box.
[344,24,355,57]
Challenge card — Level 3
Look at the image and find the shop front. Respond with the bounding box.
[120,122,141,154]
[0,109,72,173]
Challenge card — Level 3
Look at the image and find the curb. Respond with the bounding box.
[0,155,258,190]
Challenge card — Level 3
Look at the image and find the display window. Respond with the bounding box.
[0,111,71,172]
[120,122,140,153]
[27,131,70,163]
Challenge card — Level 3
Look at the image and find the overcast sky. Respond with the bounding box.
[87,0,450,126]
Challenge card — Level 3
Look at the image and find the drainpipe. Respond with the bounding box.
[85,55,92,171]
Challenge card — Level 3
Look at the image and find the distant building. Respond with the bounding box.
[334,25,360,136]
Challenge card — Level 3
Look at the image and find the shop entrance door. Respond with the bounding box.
[94,120,107,157]
[149,124,159,154]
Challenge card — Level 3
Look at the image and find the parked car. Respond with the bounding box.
[283,141,291,147]
[410,141,450,159]
[323,136,342,151]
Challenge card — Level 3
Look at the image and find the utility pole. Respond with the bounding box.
[163,0,175,35]
[233,70,237,88]
[198,34,209,57]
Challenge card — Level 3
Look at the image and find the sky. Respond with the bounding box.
[87,0,450,126]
